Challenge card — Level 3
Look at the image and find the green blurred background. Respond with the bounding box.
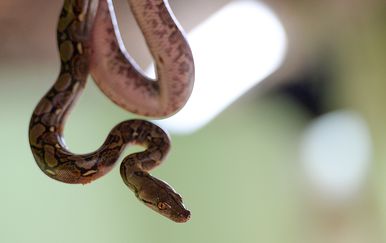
[1,1,386,243]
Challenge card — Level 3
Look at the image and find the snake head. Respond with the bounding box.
[131,172,190,223]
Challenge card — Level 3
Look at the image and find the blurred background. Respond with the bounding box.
[1,0,386,242]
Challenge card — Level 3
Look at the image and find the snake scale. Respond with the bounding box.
[90,0,194,117]
[28,0,192,223]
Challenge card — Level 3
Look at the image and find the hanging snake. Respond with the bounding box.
[90,0,194,117]
[28,0,191,223]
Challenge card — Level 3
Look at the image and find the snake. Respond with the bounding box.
[28,0,190,223]
[89,0,195,117]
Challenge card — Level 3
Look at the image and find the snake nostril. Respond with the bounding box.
[179,210,191,221]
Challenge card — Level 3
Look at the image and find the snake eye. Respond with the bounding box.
[157,202,170,210]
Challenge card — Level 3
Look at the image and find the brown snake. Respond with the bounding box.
[28,0,190,223]
[90,0,195,117]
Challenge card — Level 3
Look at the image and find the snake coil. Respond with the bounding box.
[28,0,192,223]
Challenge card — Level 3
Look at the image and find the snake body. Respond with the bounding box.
[90,0,194,117]
[28,0,190,223]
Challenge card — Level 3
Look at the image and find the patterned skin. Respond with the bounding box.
[28,0,190,223]
[90,0,195,117]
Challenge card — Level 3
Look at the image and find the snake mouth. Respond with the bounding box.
[175,209,191,223]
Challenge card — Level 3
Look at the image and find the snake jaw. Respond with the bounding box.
[140,185,190,223]
[140,196,191,223]
[123,168,190,223]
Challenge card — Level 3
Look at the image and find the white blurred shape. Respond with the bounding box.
[150,0,287,134]
[300,111,372,203]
